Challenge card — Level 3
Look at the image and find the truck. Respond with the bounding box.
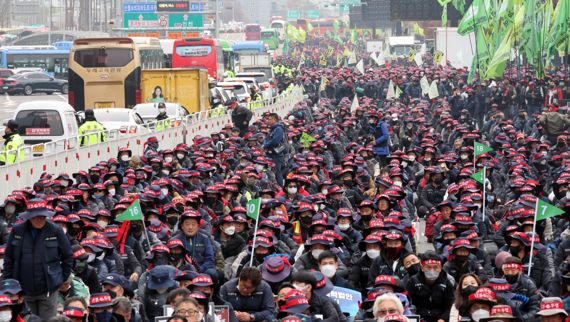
[140,68,210,114]
[434,27,475,68]
[387,36,416,57]
[238,53,271,72]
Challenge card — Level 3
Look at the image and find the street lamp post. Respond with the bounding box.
[48,0,52,45]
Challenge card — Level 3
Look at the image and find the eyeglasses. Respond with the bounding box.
[377,309,399,317]
[175,309,199,316]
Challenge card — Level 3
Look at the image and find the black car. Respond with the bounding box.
[1,72,68,95]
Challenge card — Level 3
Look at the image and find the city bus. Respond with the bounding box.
[314,18,345,35]
[245,24,261,40]
[0,46,69,79]
[219,39,236,75]
[270,19,287,42]
[68,38,142,110]
[260,29,279,50]
[172,37,224,81]
[232,41,267,55]
[130,37,166,69]
[53,41,73,50]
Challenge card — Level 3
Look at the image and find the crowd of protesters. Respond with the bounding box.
[0,32,568,322]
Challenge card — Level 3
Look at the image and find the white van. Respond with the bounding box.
[13,101,79,156]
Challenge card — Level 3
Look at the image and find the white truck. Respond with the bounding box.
[387,36,416,57]
[434,27,475,68]
[238,53,271,72]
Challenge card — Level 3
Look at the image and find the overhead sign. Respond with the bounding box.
[123,13,204,29]
[287,10,300,20]
[157,1,190,12]
[306,10,320,19]
[189,2,206,12]
[124,3,157,13]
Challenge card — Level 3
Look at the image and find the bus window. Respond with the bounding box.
[74,48,134,68]
[175,45,212,57]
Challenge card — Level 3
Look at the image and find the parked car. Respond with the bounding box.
[132,102,189,123]
[217,82,251,102]
[1,72,68,95]
[0,69,14,83]
[12,101,79,156]
[92,108,150,135]
[235,71,276,97]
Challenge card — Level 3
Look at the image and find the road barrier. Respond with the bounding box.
[0,86,303,200]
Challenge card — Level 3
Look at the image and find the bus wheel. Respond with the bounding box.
[24,85,33,96]
[61,84,68,94]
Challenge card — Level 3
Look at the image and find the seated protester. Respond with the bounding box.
[290,270,342,322]
[88,293,120,322]
[189,273,238,322]
[63,306,88,322]
[464,287,499,322]
[406,251,455,322]
[293,234,348,275]
[443,238,488,284]
[501,256,540,320]
[335,208,363,251]
[261,256,293,295]
[372,293,406,321]
[350,234,383,292]
[234,234,278,277]
[102,273,133,300]
[368,231,411,284]
[58,273,89,307]
[113,297,143,322]
[140,265,178,322]
[317,251,352,288]
[504,231,552,290]
[478,305,518,322]
[401,253,422,285]
[464,232,493,274]
[219,267,276,322]
[312,272,348,322]
[536,297,568,322]
[214,215,246,259]
[189,291,216,322]
[449,274,484,322]
[172,210,218,280]
[0,279,41,322]
[433,224,458,255]
[173,297,204,322]
[384,314,411,322]
[277,289,317,320]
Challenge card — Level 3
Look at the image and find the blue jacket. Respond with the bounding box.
[370,121,390,156]
[219,278,276,322]
[172,231,215,272]
[4,221,73,296]
[263,123,285,154]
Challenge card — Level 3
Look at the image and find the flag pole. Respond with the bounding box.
[249,217,260,267]
[527,198,539,276]
[141,218,152,248]
[482,166,487,223]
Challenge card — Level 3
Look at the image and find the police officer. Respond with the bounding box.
[78,110,106,146]
[156,102,171,132]
[0,120,24,165]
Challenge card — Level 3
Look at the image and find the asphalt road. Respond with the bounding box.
[0,93,68,132]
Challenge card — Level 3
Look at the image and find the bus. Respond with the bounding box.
[314,19,345,35]
[53,41,73,50]
[172,37,224,81]
[219,39,237,75]
[232,41,267,55]
[245,24,261,40]
[68,38,142,110]
[260,29,279,50]
[0,46,69,79]
[130,37,166,69]
[270,19,287,41]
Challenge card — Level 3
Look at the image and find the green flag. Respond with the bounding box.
[452,0,466,14]
[246,198,261,221]
[307,22,314,33]
[458,0,491,35]
[546,0,569,60]
[300,132,317,148]
[333,20,339,33]
[442,4,448,27]
[536,198,565,221]
[474,141,493,156]
[115,199,143,222]
[471,169,485,184]
[485,27,513,79]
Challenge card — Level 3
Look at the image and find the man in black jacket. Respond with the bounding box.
[406,251,455,322]
[231,103,253,137]
[3,198,73,321]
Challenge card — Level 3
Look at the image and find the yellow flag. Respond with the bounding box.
[320,55,327,66]
[408,49,416,62]
[327,47,334,57]
[343,47,351,57]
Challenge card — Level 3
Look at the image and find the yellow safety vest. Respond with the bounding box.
[0,133,24,165]
[156,118,172,132]
[78,120,106,146]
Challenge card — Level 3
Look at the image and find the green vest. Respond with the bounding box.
[78,120,106,146]
[0,133,24,164]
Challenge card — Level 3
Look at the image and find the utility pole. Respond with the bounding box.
[214,0,220,38]
[48,0,52,44]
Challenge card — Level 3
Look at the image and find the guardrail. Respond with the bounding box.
[0,86,303,200]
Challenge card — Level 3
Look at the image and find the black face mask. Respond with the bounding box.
[504,274,519,284]
[255,253,268,263]
[204,197,217,205]
[509,246,521,256]
[107,290,117,299]
[69,227,82,237]
[300,216,312,226]
[455,254,469,263]
[74,260,87,274]
[167,217,178,226]
[131,223,143,234]
[343,180,354,187]
[153,254,170,266]
[170,252,185,261]
[406,263,421,276]
[461,285,478,297]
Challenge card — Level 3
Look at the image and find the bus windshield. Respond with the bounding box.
[261,31,275,39]
[74,48,134,68]
[175,45,212,57]
[245,25,261,32]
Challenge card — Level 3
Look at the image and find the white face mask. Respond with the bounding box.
[97,220,108,229]
[367,249,380,259]
[158,108,166,113]
[87,253,96,263]
[566,191,570,199]
[338,223,350,231]
[460,154,469,160]
[62,227,68,235]
[97,253,105,261]
[164,156,173,163]
[320,204,326,210]
[107,189,116,196]
[311,249,324,260]
[320,264,337,278]
[161,169,170,176]
[288,187,298,194]
[377,318,384,322]
[120,155,130,162]
[471,309,490,322]
[224,226,236,236]
[0,259,4,270]
[401,161,408,168]
[393,181,403,187]
[161,188,169,196]
[254,164,264,172]
[424,270,439,281]
[424,157,432,162]
[198,313,204,322]
[408,155,416,162]
[0,310,12,322]
[321,189,328,195]
[260,198,270,204]
[4,205,15,214]
[176,153,185,160]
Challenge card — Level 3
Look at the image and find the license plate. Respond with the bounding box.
[95,102,114,108]
[32,145,44,153]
